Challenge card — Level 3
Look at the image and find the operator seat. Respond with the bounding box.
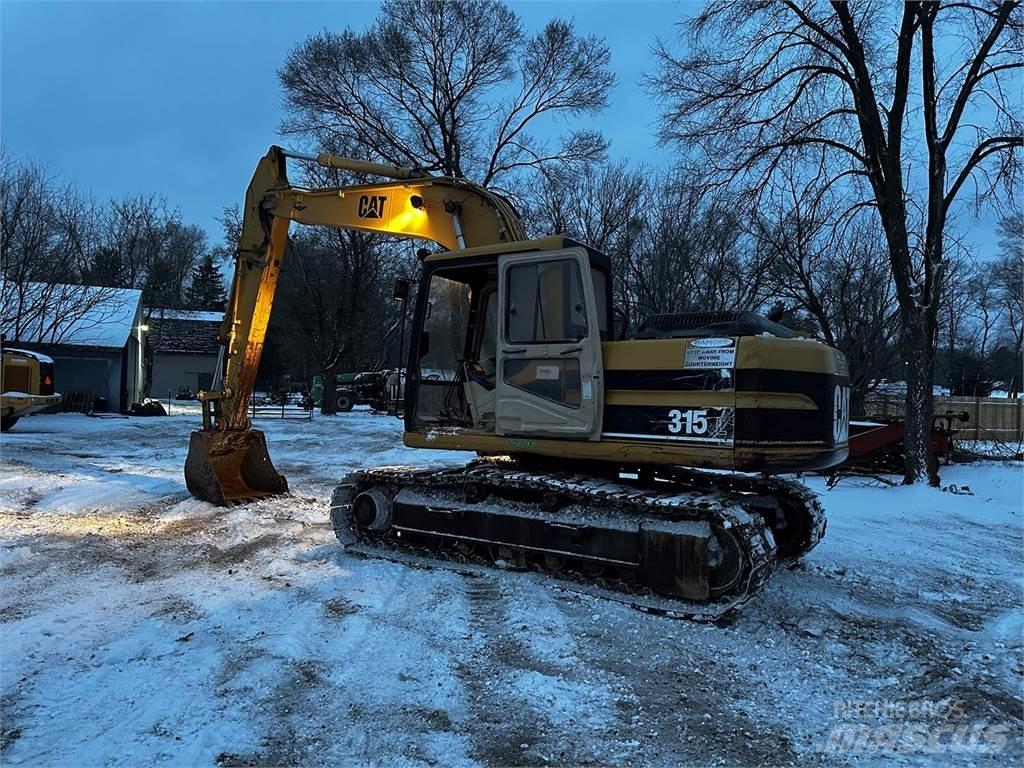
[463,360,496,430]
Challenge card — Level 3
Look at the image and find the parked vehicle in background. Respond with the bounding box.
[1,348,62,431]
[324,369,405,413]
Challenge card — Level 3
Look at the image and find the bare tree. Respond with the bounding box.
[274,225,403,415]
[526,160,648,332]
[993,214,1024,393]
[3,283,132,346]
[625,175,773,324]
[144,219,208,309]
[528,160,646,249]
[965,262,1003,359]
[1,152,214,354]
[278,0,614,191]
[0,154,126,345]
[0,153,83,287]
[529,162,775,335]
[936,250,978,388]
[751,172,900,414]
[652,1,1022,483]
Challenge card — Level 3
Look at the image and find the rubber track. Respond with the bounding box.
[331,461,782,622]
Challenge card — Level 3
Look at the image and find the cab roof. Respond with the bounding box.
[423,235,610,271]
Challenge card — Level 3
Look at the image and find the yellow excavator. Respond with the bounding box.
[186,146,850,618]
[2,347,62,431]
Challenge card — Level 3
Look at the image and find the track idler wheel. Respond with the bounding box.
[706,526,745,597]
[640,520,749,601]
[351,488,393,533]
[184,429,288,505]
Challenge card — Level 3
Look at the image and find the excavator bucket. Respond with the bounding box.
[184,430,288,505]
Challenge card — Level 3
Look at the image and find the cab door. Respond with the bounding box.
[495,249,603,439]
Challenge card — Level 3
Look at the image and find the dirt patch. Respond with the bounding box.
[215,752,260,767]
[8,488,43,515]
[150,596,203,623]
[0,726,21,753]
[253,660,332,767]
[0,603,30,623]
[43,532,211,583]
[0,693,24,754]
[322,597,358,619]
[456,576,577,765]
[208,534,282,565]
[213,647,266,699]
[415,707,453,731]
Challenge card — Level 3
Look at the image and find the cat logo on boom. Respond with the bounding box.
[358,194,387,219]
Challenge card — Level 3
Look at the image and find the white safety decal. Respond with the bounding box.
[684,338,736,370]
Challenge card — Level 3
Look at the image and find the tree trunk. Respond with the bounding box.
[902,309,938,486]
[850,377,869,421]
[321,363,338,415]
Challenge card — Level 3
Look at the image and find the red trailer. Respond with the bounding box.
[833,411,970,478]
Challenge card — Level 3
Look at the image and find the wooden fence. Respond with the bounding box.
[862,394,1024,442]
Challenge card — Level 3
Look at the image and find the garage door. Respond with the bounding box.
[54,356,110,398]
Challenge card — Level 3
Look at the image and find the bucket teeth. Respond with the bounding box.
[184,430,288,505]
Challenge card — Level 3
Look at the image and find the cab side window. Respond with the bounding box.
[506,260,587,344]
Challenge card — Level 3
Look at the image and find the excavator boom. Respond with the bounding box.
[185,145,525,504]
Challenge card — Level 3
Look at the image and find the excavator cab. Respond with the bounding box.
[405,241,610,443]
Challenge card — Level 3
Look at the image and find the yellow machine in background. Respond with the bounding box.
[185,146,849,618]
[1,348,62,431]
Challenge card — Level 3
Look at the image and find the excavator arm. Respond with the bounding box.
[185,145,525,504]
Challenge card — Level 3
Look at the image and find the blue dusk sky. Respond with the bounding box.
[0,1,1005,255]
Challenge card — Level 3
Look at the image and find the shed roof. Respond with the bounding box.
[147,309,221,355]
[2,283,142,349]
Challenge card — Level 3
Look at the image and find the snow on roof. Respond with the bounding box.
[2,282,142,349]
[146,308,223,354]
[872,379,951,397]
[4,347,55,364]
[146,309,224,323]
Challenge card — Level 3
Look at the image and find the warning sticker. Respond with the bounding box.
[684,340,736,370]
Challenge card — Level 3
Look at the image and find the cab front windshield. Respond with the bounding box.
[420,274,471,381]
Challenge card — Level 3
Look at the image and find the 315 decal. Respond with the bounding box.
[665,407,734,445]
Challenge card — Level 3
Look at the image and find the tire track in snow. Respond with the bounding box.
[456,572,627,765]
[548,594,811,766]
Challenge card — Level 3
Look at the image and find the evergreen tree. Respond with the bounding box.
[185,253,227,311]
[83,247,129,288]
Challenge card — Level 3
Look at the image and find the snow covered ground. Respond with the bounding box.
[1,409,1021,767]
